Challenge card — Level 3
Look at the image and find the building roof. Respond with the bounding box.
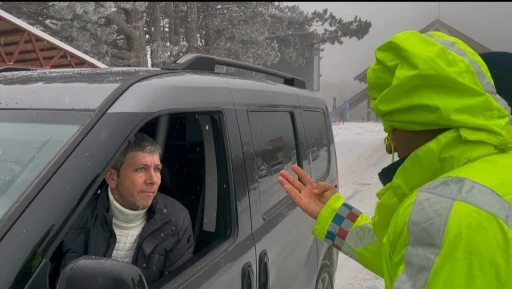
[0,9,107,69]
[353,18,491,84]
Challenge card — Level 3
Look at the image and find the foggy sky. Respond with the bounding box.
[295,2,512,105]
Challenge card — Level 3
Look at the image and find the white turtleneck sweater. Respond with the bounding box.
[108,187,148,263]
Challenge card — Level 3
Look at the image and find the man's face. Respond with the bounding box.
[106,151,162,211]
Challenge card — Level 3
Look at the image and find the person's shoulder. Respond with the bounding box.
[68,188,105,229]
[154,193,190,218]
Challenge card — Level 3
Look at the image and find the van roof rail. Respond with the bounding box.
[163,53,307,89]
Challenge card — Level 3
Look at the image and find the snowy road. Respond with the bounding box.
[332,122,388,289]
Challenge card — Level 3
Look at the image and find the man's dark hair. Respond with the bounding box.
[111,132,162,171]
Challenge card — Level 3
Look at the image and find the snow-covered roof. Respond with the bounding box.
[0,8,107,68]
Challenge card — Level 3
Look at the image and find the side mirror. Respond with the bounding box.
[56,256,148,289]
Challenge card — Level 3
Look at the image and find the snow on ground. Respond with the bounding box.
[332,122,389,289]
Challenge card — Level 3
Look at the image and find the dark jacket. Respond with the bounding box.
[377,155,408,186]
[60,185,194,284]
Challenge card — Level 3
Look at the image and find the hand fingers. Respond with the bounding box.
[313,182,335,194]
[291,164,316,188]
[278,176,302,205]
[279,169,304,191]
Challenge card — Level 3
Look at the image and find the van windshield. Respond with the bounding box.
[0,112,88,222]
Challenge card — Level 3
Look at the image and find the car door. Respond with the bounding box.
[294,88,340,285]
[230,80,319,289]
[104,73,258,289]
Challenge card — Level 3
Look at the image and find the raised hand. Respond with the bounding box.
[278,164,338,220]
[314,181,337,204]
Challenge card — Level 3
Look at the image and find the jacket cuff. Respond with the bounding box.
[312,193,344,240]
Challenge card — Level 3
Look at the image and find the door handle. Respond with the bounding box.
[242,262,254,289]
[258,250,270,289]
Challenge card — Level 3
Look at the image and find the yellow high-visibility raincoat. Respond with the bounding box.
[313,30,512,288]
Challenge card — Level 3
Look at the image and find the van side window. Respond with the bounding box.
[248,111,299,214]
[302,110,331,181]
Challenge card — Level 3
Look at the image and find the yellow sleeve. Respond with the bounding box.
[312,192,384,278]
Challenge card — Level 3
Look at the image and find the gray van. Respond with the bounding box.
[0,54,339,289]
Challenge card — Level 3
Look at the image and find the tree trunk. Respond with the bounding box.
[107,7,148,67]
[168,2,176,46]
[203,3,215,55]
[148,2,163,67]
[125,8,148,67]
[185,2,198,53]
[198,2,212,54]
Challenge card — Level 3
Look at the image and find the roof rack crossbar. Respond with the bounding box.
[169,53,306,89]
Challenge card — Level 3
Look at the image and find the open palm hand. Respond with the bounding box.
[278,165,337,220]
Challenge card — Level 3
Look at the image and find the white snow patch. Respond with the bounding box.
[332,122,389,289]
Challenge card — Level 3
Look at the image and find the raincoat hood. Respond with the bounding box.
[367,30,512,147]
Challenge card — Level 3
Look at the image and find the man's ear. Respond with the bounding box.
[105,169,118,189]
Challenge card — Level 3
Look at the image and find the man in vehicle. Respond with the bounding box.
[60,132,194,284]
[278,30,512,288]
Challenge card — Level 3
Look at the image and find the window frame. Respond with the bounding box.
[45,109,238,289]
[246,108,303,220]
[301,109,332,182]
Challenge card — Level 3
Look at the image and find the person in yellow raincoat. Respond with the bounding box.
[278,30,512,289]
